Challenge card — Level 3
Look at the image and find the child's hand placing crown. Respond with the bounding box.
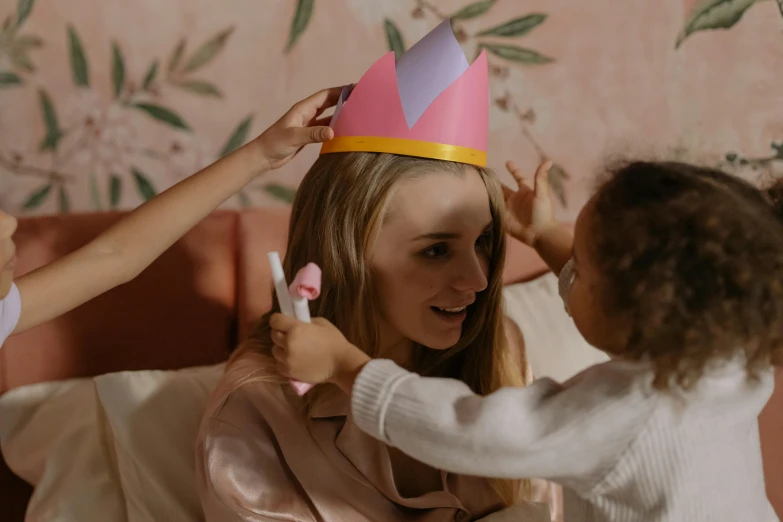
[270,314,370,393]
[252,87,341,172]
[502,160,559,247]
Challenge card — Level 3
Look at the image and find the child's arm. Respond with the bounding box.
[503,161,572,275]
[13,87,342,334]
[269,314,652,485]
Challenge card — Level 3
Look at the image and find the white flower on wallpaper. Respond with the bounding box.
[0,0,266,214]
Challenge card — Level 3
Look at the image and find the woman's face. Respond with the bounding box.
[369,168,493,351]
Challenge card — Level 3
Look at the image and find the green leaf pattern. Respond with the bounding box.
[384,19,405,59]
[132,103,191,131]
[132,168,157,201]
[38,89,62,151]
[477,14,547,37]
[16,0,35,27]
[111,41,124,98]
[0,71,23,86]
[219,115,254,158]
[479,43,554,64]
[67,25,89,86]
[676,0,758,48]
[451,1,496,20]
[23,184,51,209]
[286,0,314,52]
[110,175,122,208]
[182,28,234,73]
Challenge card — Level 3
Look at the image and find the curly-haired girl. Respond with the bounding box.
[271,161,783,522]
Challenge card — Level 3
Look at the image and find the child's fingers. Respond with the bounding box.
[501,183,514,200]
[272,345,286,362]
[270,329,287,346]
[533,161,553,199]
[311,116,333,128]
[505,160,531,189]
[285,126,333,148]
[289,86,344,121]
[270,313,298,332]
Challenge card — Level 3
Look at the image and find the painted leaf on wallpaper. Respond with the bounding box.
[286,0,314,53]
[0,71,23,87]
[15,35,42,50]
[238,190,251,208]
[23,183,51,210]
[38,89,62,151]
[168,38,186,73]
[112,41,125,98]
[132,168,157,201]
[89,173,102,210]
[67,25,89,86]
[219,115,253,158]
[479,43,554,64]
[142,60,158,90]
[110,174,122,208]
[182,27,234,73]
[16,0,34,27]
[132,103,191,131]
[263,183,296,203]
[10,48,34,72]
[451,0,496,20]
[477,14,547,37]
[58,186,70,213]
[384,19,405,59]
[548,163,570,207]
[1,15,12,35]
[675,0,758,48]
[177,79,221,97]
[777,0,783,18]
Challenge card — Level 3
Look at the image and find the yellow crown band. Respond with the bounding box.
[320,136,487,167]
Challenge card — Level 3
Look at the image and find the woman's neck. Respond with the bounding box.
[376,322,415,369]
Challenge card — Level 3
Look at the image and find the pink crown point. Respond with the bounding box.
[406,50,488,151]
[323,19,489,167]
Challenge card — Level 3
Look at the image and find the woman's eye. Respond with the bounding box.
[421,243,449,258]
[475,232,491,250]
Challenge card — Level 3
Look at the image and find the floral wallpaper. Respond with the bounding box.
[0,0,781,220]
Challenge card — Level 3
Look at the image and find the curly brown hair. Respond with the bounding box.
[765,177,783,221]
[590,161,783,389]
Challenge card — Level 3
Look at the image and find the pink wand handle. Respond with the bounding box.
[289,263,322,395]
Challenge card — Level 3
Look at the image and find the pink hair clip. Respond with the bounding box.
[288,263,322,395]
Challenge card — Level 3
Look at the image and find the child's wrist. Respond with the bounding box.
[531,223,562,250]
[333,343,370,394]
[247,136,274,175]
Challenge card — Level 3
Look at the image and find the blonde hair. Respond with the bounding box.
[231,152,527,504]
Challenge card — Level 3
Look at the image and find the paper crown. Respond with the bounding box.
[320,19,489,167]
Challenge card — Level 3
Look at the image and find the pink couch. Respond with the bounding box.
[0,207,551,520]
[0,208,779,520]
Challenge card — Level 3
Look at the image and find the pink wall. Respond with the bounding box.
[1,0,781,221]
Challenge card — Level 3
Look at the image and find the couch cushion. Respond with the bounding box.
[236,207,291,340]
[0,211,239,394]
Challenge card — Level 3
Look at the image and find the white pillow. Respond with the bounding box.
[94,364,223,522]
[0,364,224,522]
[0,378,128,522]
[504,273,609,382]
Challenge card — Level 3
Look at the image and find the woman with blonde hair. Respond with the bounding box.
[196,19,551,521]
[195,151,542,521]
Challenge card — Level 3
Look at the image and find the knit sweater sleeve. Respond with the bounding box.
[351,359,654,491]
